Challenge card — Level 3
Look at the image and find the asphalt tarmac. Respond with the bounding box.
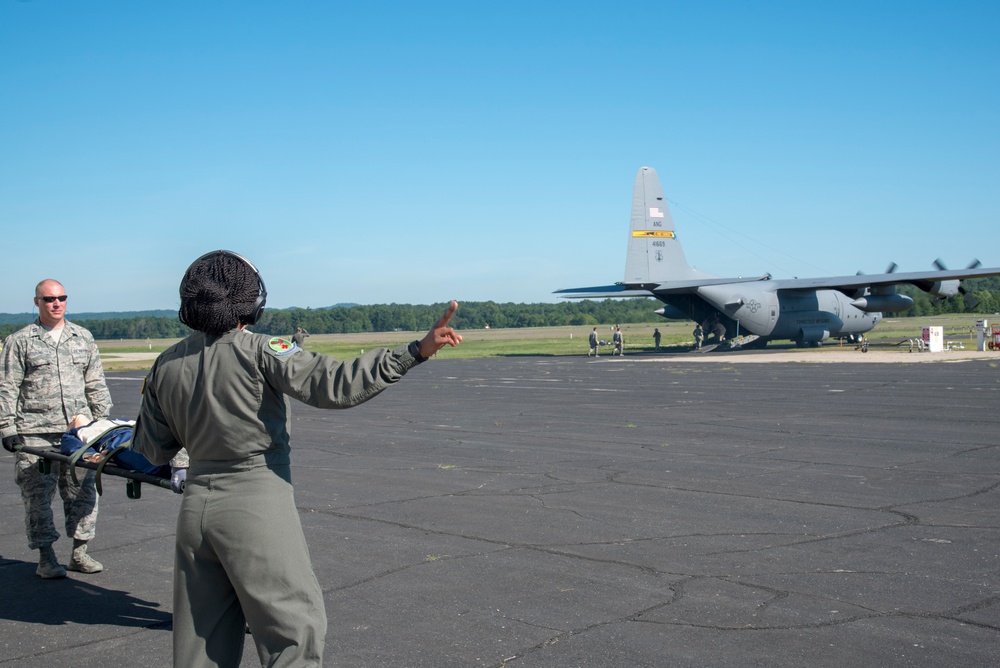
[2,353,998,667]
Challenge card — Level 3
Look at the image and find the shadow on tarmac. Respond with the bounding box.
[0,558,171,629]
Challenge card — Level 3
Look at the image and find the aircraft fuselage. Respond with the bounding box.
[663,285,880,344]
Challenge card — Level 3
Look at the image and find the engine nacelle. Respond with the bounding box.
[927,279,960,298]
[850,294,914,313]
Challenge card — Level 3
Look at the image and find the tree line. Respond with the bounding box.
[2,277,999,341]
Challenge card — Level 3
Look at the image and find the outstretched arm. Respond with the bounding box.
[417,301,463,359]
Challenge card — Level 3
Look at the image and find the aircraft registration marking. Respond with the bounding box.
[633,230,675,238]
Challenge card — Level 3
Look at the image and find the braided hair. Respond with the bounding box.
[178,251,263,336]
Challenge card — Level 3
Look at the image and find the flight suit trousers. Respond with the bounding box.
[173,462,326,668]
[14,434,99,550]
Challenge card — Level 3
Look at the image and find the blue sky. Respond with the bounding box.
[2,1,998,315]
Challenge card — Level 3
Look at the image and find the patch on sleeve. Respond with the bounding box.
[267,337,298,355]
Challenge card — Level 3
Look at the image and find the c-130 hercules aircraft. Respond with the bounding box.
[556,166,1000,348]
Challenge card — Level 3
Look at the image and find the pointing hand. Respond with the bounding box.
[417,301,463,359]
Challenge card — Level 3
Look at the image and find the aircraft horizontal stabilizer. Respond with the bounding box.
[556,274,773,299]
[649,274,772,294]
[554,285,653,299]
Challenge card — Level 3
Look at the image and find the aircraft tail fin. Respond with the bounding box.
[624,166,703,286]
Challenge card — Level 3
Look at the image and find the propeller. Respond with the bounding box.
[854,263,898,300]
[933,258,982,271]
[932,259,981,308]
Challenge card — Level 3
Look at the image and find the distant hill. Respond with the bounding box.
[0,310,178,326]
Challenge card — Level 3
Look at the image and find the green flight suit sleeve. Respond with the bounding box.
[258,338,424,409]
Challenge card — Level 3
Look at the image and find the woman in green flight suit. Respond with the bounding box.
[132,250,462,668]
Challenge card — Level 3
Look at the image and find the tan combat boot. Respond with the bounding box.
[68,540,104,574]
[36,545,68,579]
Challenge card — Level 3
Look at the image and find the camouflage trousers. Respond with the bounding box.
[14,434,99,550]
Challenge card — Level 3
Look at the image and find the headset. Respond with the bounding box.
[190,249,268,325]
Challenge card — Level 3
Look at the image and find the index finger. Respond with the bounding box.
[434,300,458,329]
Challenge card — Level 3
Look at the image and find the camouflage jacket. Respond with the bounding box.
[0,320,113,438]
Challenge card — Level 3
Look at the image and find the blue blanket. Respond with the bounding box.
[60,423,170,477]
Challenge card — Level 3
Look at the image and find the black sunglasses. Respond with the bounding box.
[39,295,68,303]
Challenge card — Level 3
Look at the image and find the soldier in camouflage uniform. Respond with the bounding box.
[1,279,112,579]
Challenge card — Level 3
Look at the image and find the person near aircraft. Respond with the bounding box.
[0,279,110,579]
[588,327,599,357]
[292,326,309,348]
[653,328,661,351]
[712,320,726,343]
[693,324,703,350]
[131,250,463,668]
[613,326,623,355]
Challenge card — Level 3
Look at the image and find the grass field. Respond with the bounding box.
[95,313,995,371]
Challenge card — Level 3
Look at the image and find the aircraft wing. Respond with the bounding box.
[764,266,1000,292]
[556,266,1000,300]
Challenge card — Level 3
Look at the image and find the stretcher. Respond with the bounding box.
[16,441,172,498]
